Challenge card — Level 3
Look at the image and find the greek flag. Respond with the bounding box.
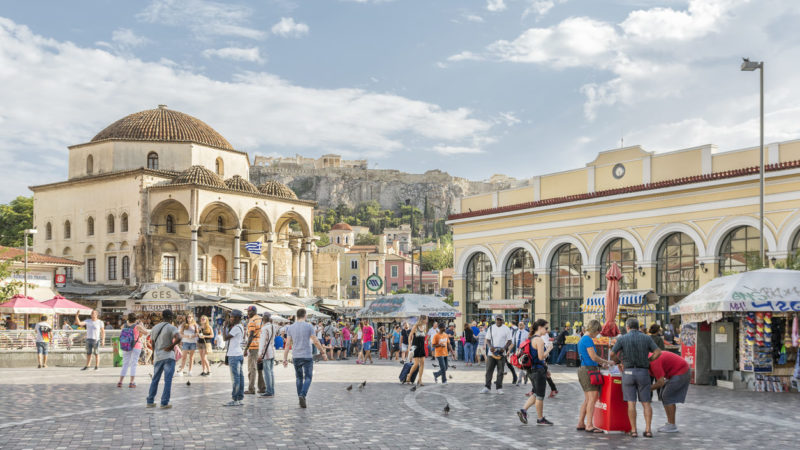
[244,241,262,255]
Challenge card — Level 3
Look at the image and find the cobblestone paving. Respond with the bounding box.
[0,360,798,449]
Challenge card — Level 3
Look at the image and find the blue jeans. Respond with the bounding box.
[228,355,244,401]
[433,356,449,382]
[261,358,275,396]
[147,358,175,406]
[293,358,314,397]
[343,340,350,357]
[464,342,474,363]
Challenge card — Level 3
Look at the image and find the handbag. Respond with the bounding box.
[587,367,604,386]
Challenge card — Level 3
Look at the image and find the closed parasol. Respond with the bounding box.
[601,263,621,337]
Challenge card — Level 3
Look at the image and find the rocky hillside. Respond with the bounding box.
[249,166,522,218]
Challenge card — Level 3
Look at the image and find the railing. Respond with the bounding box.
[0,330,121,351]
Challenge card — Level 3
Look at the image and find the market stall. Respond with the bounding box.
[669,269,799,392]
[357,294,459,320]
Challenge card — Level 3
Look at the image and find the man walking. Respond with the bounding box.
[432,322,453,384]
[610,318,662,438]
[390,325,402,360]
[649,351,690,433]
[476,325,487,366]
[358,319,374,364]
[34,315,53,368]
[283,308,328,408]
[257,312,278,398]
[480,316,512,394]
[75,310,105,370]
[146,309,182,409]
[243,306,265,395]
[223,310,246,406]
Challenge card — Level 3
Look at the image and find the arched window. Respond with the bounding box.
[215,157,224,176]
[107,214,115,233]
[599,238,636,290]
[166,215,175,234]
[147,152,159,170]
[550,244,582,329]
[64,220,71,239]
[504,248,534,324]
[217,216,225,233]
[336,236,341,244]
[121,213,128,232]
[792,229,800,257]
[45,222,52,240]
[719,226,762,274]
[657,232,698,325]
[87,217,95,236]
[121,256,130,280]
[351,275,358,286]
[465,252,492,323]
[86,155,94,174]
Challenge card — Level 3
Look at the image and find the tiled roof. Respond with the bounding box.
[224,175,259,194]
[171,165,226,189]
[257,180,298,199]
[90,105,235,151]
[0,246,83,265]
[346,245,378,253]
[448,160,800,221]
[331,222,353,231]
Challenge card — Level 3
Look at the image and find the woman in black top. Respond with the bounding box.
[463,323,475,367]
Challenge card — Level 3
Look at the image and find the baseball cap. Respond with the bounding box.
[261,312,272,320]
[247,305,257,312]
[230,309,243,318]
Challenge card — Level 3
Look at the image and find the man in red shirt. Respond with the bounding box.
[649,351,690,433]
[358,320,374,365]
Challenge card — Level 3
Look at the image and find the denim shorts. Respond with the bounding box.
[85,339,99,355]
[662,371,690,405]
[36,341,49,355]
[622,368,652,402]
[362,341,372,352]
[182,342,197,351]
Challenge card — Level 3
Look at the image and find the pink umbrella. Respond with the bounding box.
[0,294,54,314]
[601,263,622,337]
[42,296,93,315]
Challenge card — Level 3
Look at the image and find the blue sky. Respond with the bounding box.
[2,0,800,202]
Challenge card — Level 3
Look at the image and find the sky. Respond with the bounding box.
[2,0,800,202]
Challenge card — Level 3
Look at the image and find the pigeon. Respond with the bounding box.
[359,380,367,390]
[346,385,353,391]
[186,380,191,386]
[443,403,450,415]
[410,385,417,392]
[149,373,153,379]
[448,375,453,380]
[450,365,456,370]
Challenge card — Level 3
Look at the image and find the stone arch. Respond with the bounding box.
[45,248,53,255]
[589,229,644,266]
[162,241,178,252]
[644,223,706,262]
[150,199,191,236]
[275,211,311,238]
[540,235,589,268]
[105,243,116,252]
[120,241,130,251]
[777,211,800,254]
[199,201,240,234]
[242,207,273,242]
[706,216,776,259]
[86,154,94,174]
[63,247,72,256]
[454,244,497,276]
[497,240,540,271]
[85,245,95,254]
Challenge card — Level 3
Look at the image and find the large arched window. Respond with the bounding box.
[466,252,492,323]
[166,215,175,234]
[64,220,71,239]
[86,155,94,174]
[121,213,128,233]
[107,214,115,233]
[217,216,225,233]
[719,226,762,274]
[121,255,130,280]
[599,238,636,290]
[45,222,52,240]
[550,244,582,329]
[505,249,534,323]
[147,152,159,170]
[657,232,698,325]
[87,216,95,236]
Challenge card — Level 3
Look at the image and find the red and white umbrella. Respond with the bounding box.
[42,295,93,315]
[0,294,54,314]
[601,263,622,337]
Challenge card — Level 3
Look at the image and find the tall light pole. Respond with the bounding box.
[741,58,765,266]
[23,228,38,297]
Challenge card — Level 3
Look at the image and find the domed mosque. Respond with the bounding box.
[30,105,317,302]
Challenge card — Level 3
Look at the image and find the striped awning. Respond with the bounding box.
[477,299,529,310]
[581,290,658,313]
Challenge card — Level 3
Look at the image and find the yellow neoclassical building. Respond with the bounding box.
[447,139,800,330]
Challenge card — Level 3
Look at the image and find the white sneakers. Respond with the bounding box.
[479,387,490,394]
[497,389,504,395]
[177,372,183,377]
[658,423,678,433]
[187,371,192,377]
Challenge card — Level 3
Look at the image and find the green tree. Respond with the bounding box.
[421,240,454,271]
[315,232,330,247]
[355,233,379,245]
[0,196,33,247]
[0,250,23,301]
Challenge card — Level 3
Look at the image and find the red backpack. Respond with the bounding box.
[509,339,533,369]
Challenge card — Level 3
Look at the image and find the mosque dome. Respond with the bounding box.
[257,180,298,199]
[171,165,226,189]
[224,175,260,194]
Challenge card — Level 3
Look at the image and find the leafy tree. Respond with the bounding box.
[315,232,330,247]
[354,233,379,245]
[0,196,33,247]
[421,240,454,271]
[0,250,23,301]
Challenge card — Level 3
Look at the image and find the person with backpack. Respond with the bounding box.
[118,313,149,388]
[480,316,512,395]
[517,319,554,426]
[512,320,529,386]
[257,312,278,398]
[146,309,182,409]
[462,323,475,367]
[34,315,53,368]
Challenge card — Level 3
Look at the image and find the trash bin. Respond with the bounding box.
[111,337,123,367]
[593,374,632,433]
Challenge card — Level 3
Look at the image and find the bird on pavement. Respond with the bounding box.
[346,385,353,391]
[448,374,453,380]
[443,403,450,415]
[359,380,366,390]
[186,380,191,386]
[410,385,417,392]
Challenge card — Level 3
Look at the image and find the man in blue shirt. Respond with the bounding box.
[283,308,328,408]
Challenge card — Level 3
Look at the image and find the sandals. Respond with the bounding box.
[129,383,136,388]
[628,431,638,438]
[643,431,653,438]
[576,427,586,431]
[117,382,123,388]
[586,428,604,434]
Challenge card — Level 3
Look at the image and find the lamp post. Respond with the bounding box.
[23,228,38,297]
[740,58,765,266]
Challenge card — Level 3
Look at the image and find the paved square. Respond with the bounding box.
[0,361,797,449]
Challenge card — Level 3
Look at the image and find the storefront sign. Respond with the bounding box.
[55,274,66,287]
[143,286,182,301]
[134,302,188,312]
[5,270,53,287]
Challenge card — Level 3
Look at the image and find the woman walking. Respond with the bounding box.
[462,323,475,367]
[517,319,553,425]
[197,315,214,376]
[117,313,149,388]
[178,315,199,376]
[577,319,610,433]
[405,315,429,387]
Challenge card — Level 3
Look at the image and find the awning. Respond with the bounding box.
[217,302,273,315]
[477,299,529,310]
[581,290,658,313]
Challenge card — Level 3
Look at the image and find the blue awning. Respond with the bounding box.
[581,290,658,312]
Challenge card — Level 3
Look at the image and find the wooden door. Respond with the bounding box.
[211,255,227,283]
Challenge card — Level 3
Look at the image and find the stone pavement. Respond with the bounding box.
[0,360,798,449]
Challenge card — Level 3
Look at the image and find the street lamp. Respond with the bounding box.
[23,228,38,297]
[740,57,765,266]
[405,198,422,293]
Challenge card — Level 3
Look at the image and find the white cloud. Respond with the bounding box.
[487,0,507,12]
[0,17,492,201]
[447,51,483,62]
[433,145,484,155]
[271,17,309,38]
[620,0,741,42]
[464,14,485,23]
[112,28,150,47]
[138,0,265,40]
[202,47,264,63]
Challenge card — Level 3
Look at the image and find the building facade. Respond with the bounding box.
[448,139,800,329]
